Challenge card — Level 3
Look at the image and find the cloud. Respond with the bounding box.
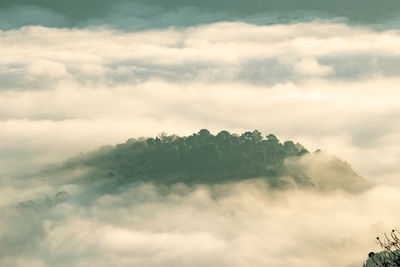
[0,22,399,266]
[0,177,398,267]
[0,4,398,266]
[285,151,367,192]
[294,57,334,76]
[2,22,400,88]
[0,22,399,182]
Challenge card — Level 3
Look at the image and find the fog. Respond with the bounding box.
[0,22,399,183]
[1,10,399,266]
[0,172,397,267]
[0,145,390,266]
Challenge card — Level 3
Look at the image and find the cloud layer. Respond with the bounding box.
[0,22,399,183]
[0,178,397,267]
[0,15,399,267]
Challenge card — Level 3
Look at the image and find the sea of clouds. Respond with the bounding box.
[1,20,400,266]
[1,175,399,267]
[0,22,399,182]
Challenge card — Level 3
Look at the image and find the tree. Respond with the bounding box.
[70,129,321,186]
[266,134,279,144]
[365,228,400,266]
[240,130,263,143]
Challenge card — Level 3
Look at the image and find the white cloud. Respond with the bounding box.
[0,22,399,180]
[0,180,398,267]
[0,11,399,267]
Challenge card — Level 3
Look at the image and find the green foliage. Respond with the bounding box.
[68,129,311,186]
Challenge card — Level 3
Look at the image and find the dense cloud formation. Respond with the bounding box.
[0,131,376,267]
[1,4,399,265]
[0,176,397,267]
[0,22,399,185]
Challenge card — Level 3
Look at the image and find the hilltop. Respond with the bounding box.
[64,129,366,191]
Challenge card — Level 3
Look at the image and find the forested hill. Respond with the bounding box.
[65,129,366,190]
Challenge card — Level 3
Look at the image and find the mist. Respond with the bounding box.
[0,172,396,267]
[1,22,399,184]
[1,3,400,266]
[0,132,390,266]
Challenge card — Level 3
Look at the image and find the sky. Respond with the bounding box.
[1,1,400,267]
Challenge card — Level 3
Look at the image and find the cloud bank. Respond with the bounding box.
[0,11,399,266]
[0,177,397,267]
[0,22,399,184]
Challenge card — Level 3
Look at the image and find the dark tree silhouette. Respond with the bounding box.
[63,129,314,186]
[63,129,363,190]
[365,228,400,266]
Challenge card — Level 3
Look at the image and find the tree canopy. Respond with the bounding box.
[64,129,361,189]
